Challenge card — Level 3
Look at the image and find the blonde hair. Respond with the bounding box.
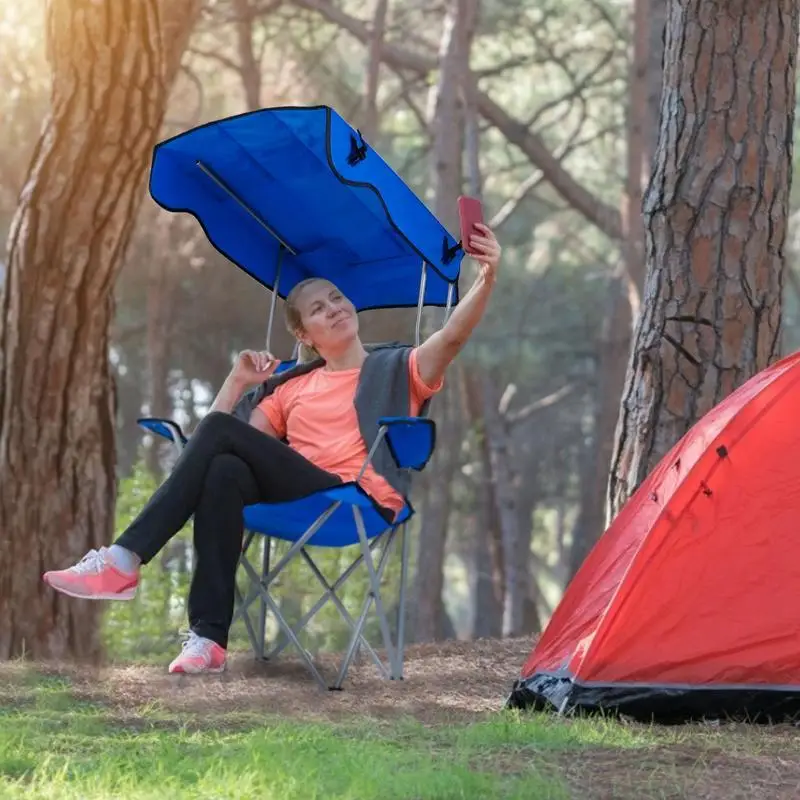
[284,278,325,363]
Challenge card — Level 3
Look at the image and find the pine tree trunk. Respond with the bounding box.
[361,0,389,142]
[463,368,504,639]
[607,0,798,519]
[0,0,200,660]
[479,374,525,637]
[232,0,262,112]
[411,0,476,643]
[569,0,663,573]
[144,214,178,479]
[412,385,458,642]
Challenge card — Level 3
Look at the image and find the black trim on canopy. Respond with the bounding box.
[507,673,800,724]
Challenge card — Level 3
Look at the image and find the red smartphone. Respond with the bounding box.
[457,195,484,256]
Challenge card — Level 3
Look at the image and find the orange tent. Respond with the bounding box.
[508,352,800,722]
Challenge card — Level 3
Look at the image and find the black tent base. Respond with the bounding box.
[506,673,800,725]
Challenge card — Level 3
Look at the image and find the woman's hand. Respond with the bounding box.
[468,223,501,287]
[230,350,280,389]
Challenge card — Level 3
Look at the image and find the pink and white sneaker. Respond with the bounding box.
[43,547,139,600]
[168,631,227,674]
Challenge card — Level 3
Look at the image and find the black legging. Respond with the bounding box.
[115,411,391,647]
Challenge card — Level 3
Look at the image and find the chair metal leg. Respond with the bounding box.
[239,555,328,689]
[234,583,260,655]
[353,508,396,671]
[298,549,387,674]
[334,592,374,690]
[267,539,375,658]
[234,502,341,626]
[395,522,410,680]
[233,500,409,690]
[294,541,396,678]
[258,536,271,659]
[332,525,398,689]
[231,531,257,627]
[261,502,341,586]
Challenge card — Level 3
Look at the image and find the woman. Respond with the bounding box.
[44,223,502,674]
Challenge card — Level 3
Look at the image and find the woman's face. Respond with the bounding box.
[294,280,359,353]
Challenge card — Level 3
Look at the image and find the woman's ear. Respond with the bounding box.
[292,326,308,346]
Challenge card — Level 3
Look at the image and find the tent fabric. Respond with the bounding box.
[509,351,800,722]
[148,105,463,311]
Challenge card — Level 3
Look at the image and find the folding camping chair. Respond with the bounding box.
[138,105,464,689]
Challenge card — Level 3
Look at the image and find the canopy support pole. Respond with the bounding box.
[442,282,455,327]
[195,161,298,256]
[415,262,427,348]
[266,246,284,354]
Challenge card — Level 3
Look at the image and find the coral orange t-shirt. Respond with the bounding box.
[256,349,442,515]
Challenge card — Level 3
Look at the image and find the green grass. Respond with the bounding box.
[1,668,796,800]
[0,671,579,800]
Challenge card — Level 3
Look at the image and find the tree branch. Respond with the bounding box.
[508,384,576,425]
[289,0,623,241]
[489,172,543,230]
[186,45,242,73]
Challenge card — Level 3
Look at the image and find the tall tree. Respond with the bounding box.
[0,0,201,659]
[567,0,663,577]
[607,0,798,519]
[412,0,478,643]
[361,0,389,142]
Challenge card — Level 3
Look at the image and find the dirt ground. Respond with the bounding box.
[77,637,528,723]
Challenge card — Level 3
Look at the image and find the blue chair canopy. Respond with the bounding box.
[149,105,463,312]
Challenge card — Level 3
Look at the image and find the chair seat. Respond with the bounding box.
[243,482,412,547]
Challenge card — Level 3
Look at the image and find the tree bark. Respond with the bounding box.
[232,0,262,111]
[647,0,668,164]
[568,270,637,579]
[411,0,475,642]
[412,384,459,642]
[0,0,200,660]
[426,0,476,228]
[361,0,389,142]
[143,213,178,479]
[461,368,502,638]
[479,374,526,637]
[623,0,651,316]
[607,0,798,519]
[568,0,662,576]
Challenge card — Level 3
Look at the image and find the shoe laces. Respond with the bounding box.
[71,549,108,575]
[178,630,213,659]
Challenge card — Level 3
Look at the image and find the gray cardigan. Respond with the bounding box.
[232,343,429,497]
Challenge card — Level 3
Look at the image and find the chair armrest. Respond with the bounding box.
[378,417,436,471]
[137,417,188,447]
[274,359,297,374]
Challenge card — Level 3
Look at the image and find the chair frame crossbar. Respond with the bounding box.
[233,517,406,689]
